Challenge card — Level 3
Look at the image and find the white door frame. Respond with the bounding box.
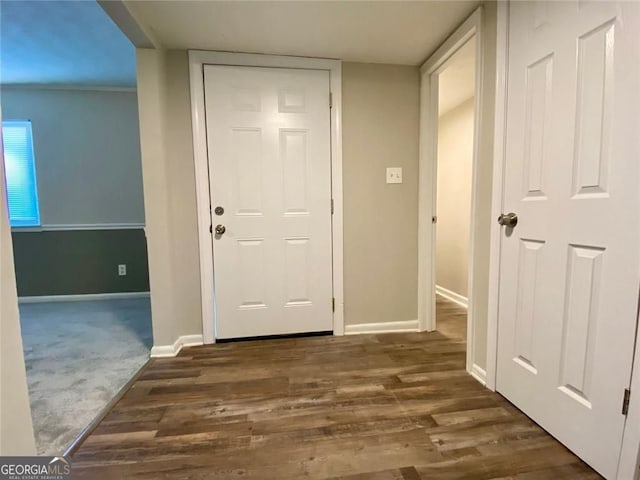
[418,7,484,380]
[487,2,640,477]
[188,51,344,343]
[485,0,509,393]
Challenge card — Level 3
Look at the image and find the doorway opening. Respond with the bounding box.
[0,1,152,455]
[433,38,476,348]
[418,7,486,384]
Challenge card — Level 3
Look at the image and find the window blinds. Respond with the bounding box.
[2,121,40,227]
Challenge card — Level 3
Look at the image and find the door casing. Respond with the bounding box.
[418,7,485,383]
[188,51,344,343]
[487,2,640,478]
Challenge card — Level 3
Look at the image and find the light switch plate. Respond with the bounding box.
[386,167,403,184]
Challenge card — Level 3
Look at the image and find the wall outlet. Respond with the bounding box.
[118,264,127,276]
[386,167,403,184]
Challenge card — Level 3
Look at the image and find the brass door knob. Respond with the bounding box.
[215,224,226,235]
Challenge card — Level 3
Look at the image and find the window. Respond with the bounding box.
[2,121,40,227]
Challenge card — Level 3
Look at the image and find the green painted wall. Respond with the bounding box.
[11,229,149,297]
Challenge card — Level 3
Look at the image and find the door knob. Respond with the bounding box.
[498,212,518,228]
[215,224,226,235]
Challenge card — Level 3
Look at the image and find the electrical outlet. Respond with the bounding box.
[386,167,403,184]
[118,264,127,276]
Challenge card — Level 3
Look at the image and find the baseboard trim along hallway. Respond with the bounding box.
[150,334,204,358]
[470,363,487,386]
[344,320,419,335]
[435,285,468,309]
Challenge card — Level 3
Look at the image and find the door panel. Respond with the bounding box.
[496,2,640,478]
[513,238,545,375]
[204,65,333,339]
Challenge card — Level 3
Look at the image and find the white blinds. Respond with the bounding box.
[2,121,40,227]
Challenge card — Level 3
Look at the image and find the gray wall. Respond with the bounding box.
[12,229,149,296]
[136,49,202,347]
[342,63,420,325]
[136,1,497,353]
[136,51,422,346]
[1,87,145,226]
[1,87,149,296]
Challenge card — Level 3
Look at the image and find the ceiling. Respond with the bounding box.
[0,1,479,88]
[126,1,479,65]
[0,0,136,87]
[438,37,476,116]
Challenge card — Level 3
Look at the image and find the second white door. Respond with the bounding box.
[496,2,640,478]
[204,65,333,339]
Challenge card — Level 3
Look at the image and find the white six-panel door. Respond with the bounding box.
[496,2,640,478]
[204,65,333,339]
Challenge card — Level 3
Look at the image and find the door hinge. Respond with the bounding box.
[622,388,631,415]
[331,198,334,214]
[432,216,437,224]
[332,298,335,312]
[329,92,333,109]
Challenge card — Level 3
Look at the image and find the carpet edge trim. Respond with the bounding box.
[63,358,152,457]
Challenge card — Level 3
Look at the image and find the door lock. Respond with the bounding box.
[214,206,224,216]
[498,212,518,228]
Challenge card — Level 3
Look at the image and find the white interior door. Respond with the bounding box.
[496,2,640,478]
[204,65,333,339]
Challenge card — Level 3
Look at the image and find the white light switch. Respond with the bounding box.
[386,167,403,184]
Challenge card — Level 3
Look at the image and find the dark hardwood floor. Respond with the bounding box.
[435,296,467,342]
[70,298,599,479]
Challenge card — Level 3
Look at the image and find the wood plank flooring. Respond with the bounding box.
[70,299,599,479]
[435,296,468,342]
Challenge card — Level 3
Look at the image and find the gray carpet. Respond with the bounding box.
[19,298,152,455]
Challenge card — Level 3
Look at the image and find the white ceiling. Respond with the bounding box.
[0,1,479,88]
[126,1,479,65]
[438,37,476,116]
[0,0,136,87]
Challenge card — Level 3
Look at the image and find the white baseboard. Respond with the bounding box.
[435,285,468,309]
[150,334,204,358]
[470,363,487,386]
[344,319,419,335]
[18,291,150,304]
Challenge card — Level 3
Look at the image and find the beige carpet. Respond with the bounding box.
[19,298,152,455]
